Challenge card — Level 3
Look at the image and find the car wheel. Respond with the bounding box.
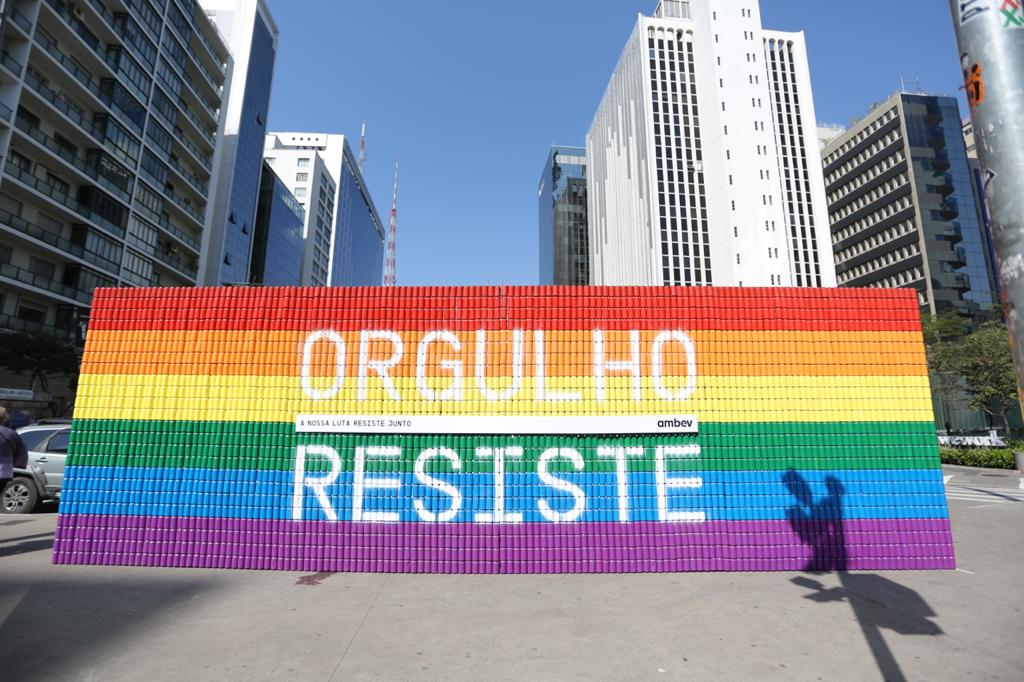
[1,478,39,514]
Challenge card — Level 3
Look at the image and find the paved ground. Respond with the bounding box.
[0,465,1021,681]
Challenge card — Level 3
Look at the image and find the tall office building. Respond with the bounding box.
[198,0,277,286]
[823,92,998,316]
[248,160,303,286]
[264,132,385,287]
[0,0,229,343]
[587,0,835,288]
[538,145,589,285]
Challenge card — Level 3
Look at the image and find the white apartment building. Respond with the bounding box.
[587,0,836,288]
[264,132,384,287]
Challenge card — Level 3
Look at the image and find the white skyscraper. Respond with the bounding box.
[587,0,836,288]
[264,133,385,287]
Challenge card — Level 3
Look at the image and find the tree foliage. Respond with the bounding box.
[921,310,968,346]
[0,331,80,393]
[927,320,1018,434]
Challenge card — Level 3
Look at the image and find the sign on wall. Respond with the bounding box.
[53,286,955,572]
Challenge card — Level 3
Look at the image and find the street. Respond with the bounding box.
[0,466,1021,681]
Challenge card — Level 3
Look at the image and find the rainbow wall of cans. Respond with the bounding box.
[53,286,955,572]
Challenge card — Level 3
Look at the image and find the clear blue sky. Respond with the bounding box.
[265,0,966,286]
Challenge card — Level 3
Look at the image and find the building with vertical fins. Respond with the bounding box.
[822,92,998,316]
[249,160,303,286]
[538,145,588,285]
[198,0,277,286]
[263,132,385,287]
[586,0,835,288]
[0,0,230,344]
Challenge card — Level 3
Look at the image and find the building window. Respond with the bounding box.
[296,173,308,182]
[297,158,310,168]
[295,188,307,198]
[17,302,47,324]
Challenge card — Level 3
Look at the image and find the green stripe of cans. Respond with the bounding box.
[67,420,941,473]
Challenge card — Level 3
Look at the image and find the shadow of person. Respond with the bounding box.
[783,470,847,571]
[784,469,943,682]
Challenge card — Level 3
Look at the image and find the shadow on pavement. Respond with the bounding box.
[785,469,943,682]
[0,574,217,679]
[0,531,54,558]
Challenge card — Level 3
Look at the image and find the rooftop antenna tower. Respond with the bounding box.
[383,162,399,286]
[358,122,366,173]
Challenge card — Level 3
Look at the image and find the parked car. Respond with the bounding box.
[1,423,70,513]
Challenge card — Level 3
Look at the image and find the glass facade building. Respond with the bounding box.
[538,146,589,286]
[249,161,303,286]
[824,93,998,316]
[0,0,230,344]
[217,9,275,284]
[330,146,384,286]
[198,0,277,286]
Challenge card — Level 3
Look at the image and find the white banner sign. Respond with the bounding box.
[0,388,35,401]
[296,414,699,435]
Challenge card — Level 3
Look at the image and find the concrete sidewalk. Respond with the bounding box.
[0,466,1021,681]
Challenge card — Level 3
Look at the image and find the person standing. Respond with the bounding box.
[0,406,29,489]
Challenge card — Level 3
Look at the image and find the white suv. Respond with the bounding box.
[1,422,71,514]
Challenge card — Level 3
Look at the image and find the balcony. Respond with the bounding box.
[4,3,34,34]
[191,14,228,77]
[0,101,13,123]
[0,261,91,304]
[22,67,113,145]
[145,136,208,196]
[33,29,144,136]
[132,201,200,254]
[148,102,212,173]
[178,96,216,147]
[138,165,204,229]
[168,54,220,127]
[151,245,198,280]
[153,68,215,150]
[0,207,122,277]
[185,44,224,100]
[42,0,155,106]
[4,163,126,240]
[1,49,25,78]
[118,0,161,43]
[14,115,133,205]
[0,313,81,344]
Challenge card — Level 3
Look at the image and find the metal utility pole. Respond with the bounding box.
[384,162,398,286]
[948,1,1024,400]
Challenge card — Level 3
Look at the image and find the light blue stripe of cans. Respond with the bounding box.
[60,467,950,522]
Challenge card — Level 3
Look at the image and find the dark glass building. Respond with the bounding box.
[330,143,385,286]
[249,161,303,286]
[538,146,589,285]
[824,92,998,316]
[199,0,278,285]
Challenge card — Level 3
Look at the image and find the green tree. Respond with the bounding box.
[928,321,1018,436]
[921,310,968,346]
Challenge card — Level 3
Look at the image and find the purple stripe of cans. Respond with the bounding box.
[52,516,956,573]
